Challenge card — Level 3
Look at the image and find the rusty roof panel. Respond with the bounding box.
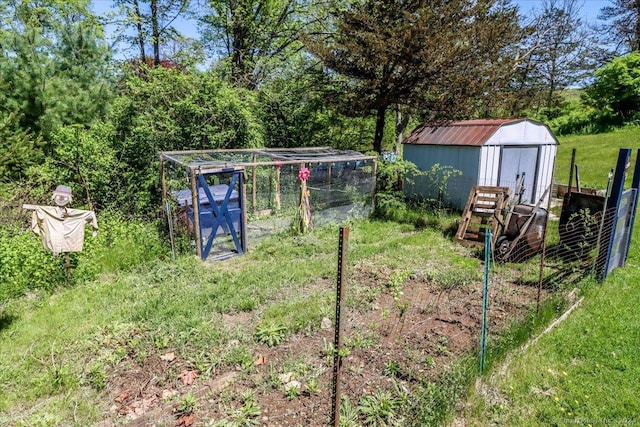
[404,118,522,146]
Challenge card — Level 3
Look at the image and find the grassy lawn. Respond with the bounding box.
[554,126,640,189]
[1,217,481,425]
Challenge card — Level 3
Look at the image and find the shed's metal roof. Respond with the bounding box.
[403,118,542,146]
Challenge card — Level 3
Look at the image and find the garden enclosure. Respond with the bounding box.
[160,147,377,260]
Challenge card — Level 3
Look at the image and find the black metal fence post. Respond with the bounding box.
[331,226,349,427]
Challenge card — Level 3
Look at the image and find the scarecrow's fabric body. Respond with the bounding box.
[31,206,98,255]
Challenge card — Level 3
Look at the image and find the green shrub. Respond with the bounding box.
[544,105,615,136]
[0,211,168,302]
[78,211,168,276]
[0,228,67,300]
[372,157,425,225]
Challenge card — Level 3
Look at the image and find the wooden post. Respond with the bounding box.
[160,156,176,259]
[252,154,257,215]
[190,167,202,260]
[160,155,167,202]
[568,148,576,193]
[239,169,248,253]
[275,166,281,211]
[371,159,378,208]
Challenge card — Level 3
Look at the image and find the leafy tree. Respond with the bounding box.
[598,0,640,53]
[110,0,193,65]
[0,111,41,186]
[303,0,522,153]
[25,124,119,211]
[584,52,640,123]
[199,0,314,89]
[509,0,604,115]
[257,58,375,150]
[109,65,264,214]
[0,0,112,146]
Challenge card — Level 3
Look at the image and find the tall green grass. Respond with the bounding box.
[555,126,640,189]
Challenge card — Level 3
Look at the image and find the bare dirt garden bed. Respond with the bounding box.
[97,256,545,427]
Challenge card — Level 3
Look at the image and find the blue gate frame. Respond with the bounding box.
[600,149,640,278]
[190,166,247,261]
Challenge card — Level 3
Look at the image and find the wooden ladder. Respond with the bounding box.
[455,186,511,247]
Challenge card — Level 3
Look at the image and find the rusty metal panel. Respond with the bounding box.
[404,119,519,146]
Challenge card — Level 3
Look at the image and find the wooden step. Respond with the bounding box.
[455,186,511,248]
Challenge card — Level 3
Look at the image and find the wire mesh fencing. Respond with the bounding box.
[161,153,376,259]
[244,161,376,243]
[325,198,620,425]
[480,203,618,372]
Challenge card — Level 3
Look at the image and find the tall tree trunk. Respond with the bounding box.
[151,0,160,66]
[395,104,409,155]
[133,0,146,62]
[229,0,253,88]
[373,105,386,154]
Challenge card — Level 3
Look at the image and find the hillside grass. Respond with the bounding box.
[554,126,640,189]
[0,217,475,425]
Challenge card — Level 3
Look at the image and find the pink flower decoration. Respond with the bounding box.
[298,167,310,182]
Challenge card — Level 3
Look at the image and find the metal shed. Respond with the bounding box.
[403,118,558,210]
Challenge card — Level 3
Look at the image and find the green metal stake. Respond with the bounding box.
[480,229,491,373]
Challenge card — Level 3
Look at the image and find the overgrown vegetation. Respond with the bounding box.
[0,213,167,302]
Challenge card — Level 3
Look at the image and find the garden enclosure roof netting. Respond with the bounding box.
[160,146,377,170]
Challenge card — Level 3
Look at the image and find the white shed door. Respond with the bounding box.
[499,146,538,204]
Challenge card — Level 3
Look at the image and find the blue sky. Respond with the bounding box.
[516,0,609,21]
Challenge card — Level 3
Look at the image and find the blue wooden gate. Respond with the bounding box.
[192,167,247,261]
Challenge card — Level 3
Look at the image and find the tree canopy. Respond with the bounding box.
[304,0,522,153]
[0,0,112,146]
[0,0,638,216]
[585,51,640,123]
[598,0,640,53]
[509,0,604,114]
[199,0,314,89]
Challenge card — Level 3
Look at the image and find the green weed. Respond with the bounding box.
[339,396,360,427]
[254,323,287,347]
[357,391,402,426]
[176,392,197,415]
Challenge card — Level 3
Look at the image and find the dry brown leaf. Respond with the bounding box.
[253,354,266,366]
[160,352,177,362]
[114,390,131,403]
[179,370,197,385]
[176,413,197,427]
